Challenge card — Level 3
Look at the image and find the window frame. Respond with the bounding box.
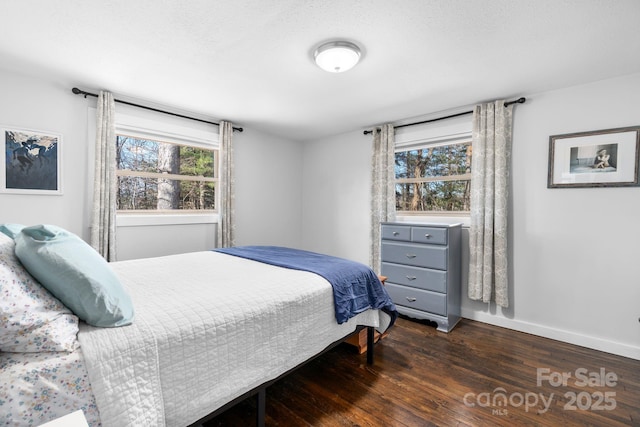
[394,131,473,217]
[115,133,218,214]
[111,108,220,226]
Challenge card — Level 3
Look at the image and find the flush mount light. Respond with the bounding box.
[313,41,361,73]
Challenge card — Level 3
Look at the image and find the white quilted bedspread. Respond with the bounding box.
[77,251,389,427]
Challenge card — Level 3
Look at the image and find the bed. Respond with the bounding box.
[0,225,396,427]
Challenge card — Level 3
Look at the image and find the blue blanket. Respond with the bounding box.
[214,246,397,326]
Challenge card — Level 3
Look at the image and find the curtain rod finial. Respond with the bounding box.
[72,87,89,98]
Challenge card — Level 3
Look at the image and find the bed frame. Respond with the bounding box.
[187,326,376,427]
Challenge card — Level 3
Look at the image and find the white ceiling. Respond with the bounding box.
[1,0,640,141]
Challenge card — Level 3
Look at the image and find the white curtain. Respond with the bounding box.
[217,121,235,248]
[90,91,117,261]
[370,124,396,272]
[468,100,513,307]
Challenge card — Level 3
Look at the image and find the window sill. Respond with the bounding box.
[396,214,470,228]
[116,212,219,227]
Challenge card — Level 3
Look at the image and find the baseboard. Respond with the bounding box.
[460,308,640,361]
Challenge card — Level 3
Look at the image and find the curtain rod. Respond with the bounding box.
[363,97,526,135]
[71,87,243,132]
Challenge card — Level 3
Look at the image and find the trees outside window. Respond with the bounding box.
[395,141,472,213]
[116,135,216,212]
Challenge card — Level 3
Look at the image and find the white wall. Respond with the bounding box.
[0,68,302,258]
[301,131,373,263]
[233,127,303,248]
[0,69,92,239]
[117,223,216,260]
[301,73,640,360]
[499,72,640,359]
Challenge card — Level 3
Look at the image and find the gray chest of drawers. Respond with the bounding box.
[381,222,462,332]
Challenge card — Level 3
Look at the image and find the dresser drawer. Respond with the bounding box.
[381,225,411,241]
[385,283,447,316]
[382,262,446,293]
[410,226,448,245]
[381,241,447,270]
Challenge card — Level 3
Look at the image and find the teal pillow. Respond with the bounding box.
[14,224,134,327]
[0,223,25,239]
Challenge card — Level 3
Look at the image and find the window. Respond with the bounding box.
[116,135,217,212]
[395,139,472,213]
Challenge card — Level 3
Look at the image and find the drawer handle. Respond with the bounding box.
[424,233,431,238]
[406,297,417,302]
[392,231,399,236]
[406,275,417,281]
[405,254,417,259]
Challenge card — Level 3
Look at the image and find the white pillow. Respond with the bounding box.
[0,233,79,353]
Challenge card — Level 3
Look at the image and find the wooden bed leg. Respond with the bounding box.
[256,388,266,427]
[366,326,374,365]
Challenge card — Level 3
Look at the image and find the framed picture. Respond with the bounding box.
[1,126,62,194]
[548,126,640,188]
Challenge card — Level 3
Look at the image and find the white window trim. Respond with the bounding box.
[394,116,473,225]
[116,212,218,227]
[115,112,219,150]
[395,131,472,150]
[87,105,221,227]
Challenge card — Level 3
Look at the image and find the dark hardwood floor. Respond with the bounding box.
[204,316,639,426]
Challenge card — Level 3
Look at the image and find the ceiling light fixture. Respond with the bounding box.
[313,41,361,73]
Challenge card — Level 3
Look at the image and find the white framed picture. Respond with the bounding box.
[1,126,62,194]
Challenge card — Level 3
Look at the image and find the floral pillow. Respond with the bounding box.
[0,232,79,353]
